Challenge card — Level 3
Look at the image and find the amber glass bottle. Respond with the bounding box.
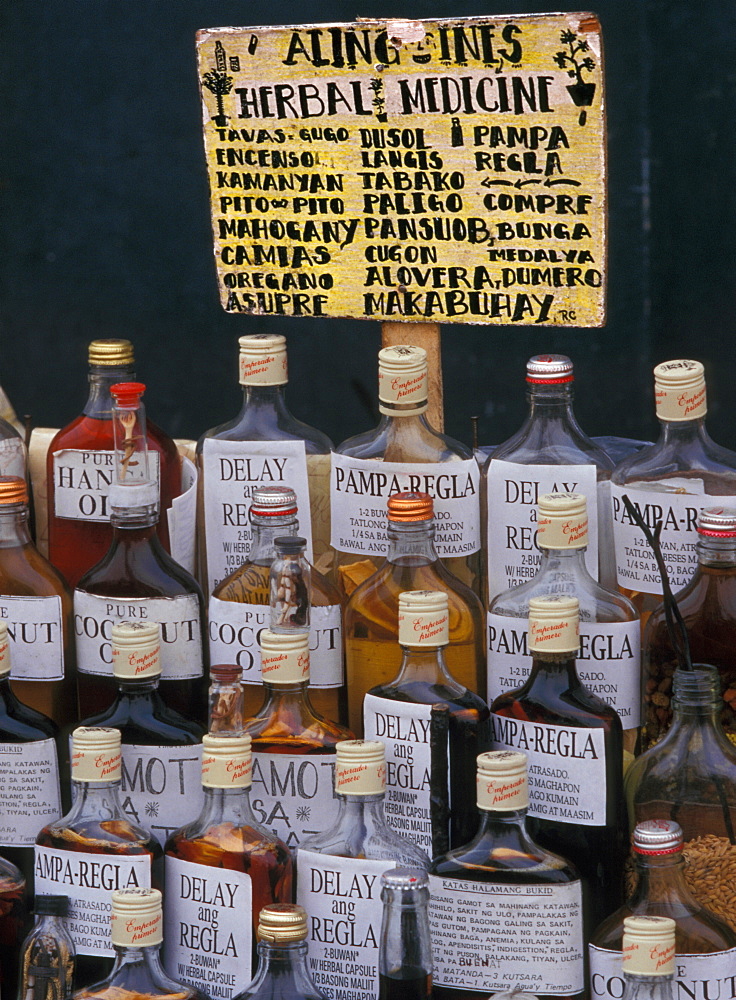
[47,339,181,588]
[0,853,26,1000]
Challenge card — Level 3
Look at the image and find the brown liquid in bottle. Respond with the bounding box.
[0,860,26,1000]
[379,970,432,1000]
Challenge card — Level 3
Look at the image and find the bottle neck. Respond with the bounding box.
[471,807,537,852]
[336,792,388,828]
[527,650,581,689]
[380,892,432,982]
[85,365,136,419]
[197,785,260,827]
[67,779,126,822]
[622,972,674,998]
[696,533,736,569]
[536,545,591,577]
[250,939,312,988]
[250,517,299,564]
[526,383,577,421]
[103,943,173,991]
[111,506,160,532]
[392,645,458,689]
[386,521,438,565]
[657,416,710,447]
[239,383,291,419]
[630,851,698,906]
[0,505,33,547]
[116,676,160,696]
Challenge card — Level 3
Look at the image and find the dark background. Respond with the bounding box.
[1,2,734,450]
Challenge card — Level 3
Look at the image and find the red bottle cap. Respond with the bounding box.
[110,381,146,407]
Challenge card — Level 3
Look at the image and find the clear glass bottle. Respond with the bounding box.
[209,663,246,735]
[270,536,311,631]
[488,491,641,754]
[0,853,26,1000]
[0,414,26,482]
[429,750,584,1000]
[47,339,182,587]
[17,895,75,1000]
[163,734,293,997]
[490,595,626,936]
[483,354,615,603]
[364,589,490,855]
[231,903,326,1000]
[35,727,163,987]
[625,665,736,933]
[75,383,206,723]
[210,486,345,723]
[345,491,485,736]
[331,345,481,595]
[197,334,333,596]
[611,360,736,630]
[619,916,675,1000]
[378,868,433,1000]
[297,740,429,1000]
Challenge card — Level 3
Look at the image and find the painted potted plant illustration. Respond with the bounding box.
[554,29,596,124]
[202,68,233,127]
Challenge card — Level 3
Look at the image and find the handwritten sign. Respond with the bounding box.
[197,14,606,326]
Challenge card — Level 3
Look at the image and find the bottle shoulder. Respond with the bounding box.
[244,700,353,748]
[78,535,203,599]
[491,681,624,732]
[431,834,579,884]
[367,681,488,717]
[488,418,614,473]
[0,690,58,741]
[336,416,472,463]
[490,568,637,621]
[0,543,72,599]
[612,430,736,487]
[79,696,203,744]
[198,410,332,453]
[298,815,430,867]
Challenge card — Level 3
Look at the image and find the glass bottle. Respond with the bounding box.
[73,888,209,1000]
[47,339,182,587]
[624,665,736,933]
[364,589,490,855]
[619,916,675,1000]
[345,491,485,736]
[209,663,246,735]
[589,819,736,998]
[210,485,345,723]
[270,536,310,631]
[297,740,429,1000]
[0,853,26,1000]
[245,630,353,851]
[643,507,736,746]
[0,476,76,727]
[0,415,26,481]
[488,491,641,755]
[378,868,433,1000]
[197,334,333,596]
[163,734,293,997]
[75,382,206,722]
[611,360,736,630]
[78,621,204,846]
[483,354,615,603]
[17,895,76,1000]
[331,345,481,595]
[429,750,584,1000]
[35,727,163,987]
[490,595,626,936]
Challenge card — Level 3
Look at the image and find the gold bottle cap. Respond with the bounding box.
[528,595,579,654]
[201,733,252,788]
[71,727,122,782]
[335,740,386,796]
[378,345,428,415]
[653,359,706,421]
[239,334,288,386]
[622,915,675,976]
[257,903,308,943]
[398,590,449,647]
[111,621,161,680]
[88,339,135,366]
[111,888,163,948]
[476,750,529,812]
[537,492,588,550]
[387,491,434,523]
[259,629,310,684]
[0,621,9,678]
[0,476,28,505]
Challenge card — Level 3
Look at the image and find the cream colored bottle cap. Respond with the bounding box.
[257,904,308,943]
[111,621,161,680]
[528,595,579,654]
[239,334,288,386]
[378,345,428,415]
[654,359,706,421]
[622,915,676,976]
[477,751,529,811]
[335,740,386,796]
[201,733,252,788]
[398,590,449,647]
[260,629,310,683]
[88,339,134,366]
[537,493,588,550]
[71,727,122,783]
[111,888,163,948]
[0,621,9,678]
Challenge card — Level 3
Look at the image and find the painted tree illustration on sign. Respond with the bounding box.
[203,69,234,126]
[554,29,596,124]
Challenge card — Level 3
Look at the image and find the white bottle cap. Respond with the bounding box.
[528,595,580,654]
[239,334,288,386]
[111,888,163,948]
[537,493,588,550]
[259,630,310,683]
[398,590,449,647]
[378,345,428,415]
[335,740,386,796]
[111,621,161,680]
[201,733,252,788]
[71,727,122,783]
[653,359,706,421]
[622,915,676,976]
[0,621,9,678]
[476,751,529,811]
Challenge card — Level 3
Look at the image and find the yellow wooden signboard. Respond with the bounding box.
[197,14,605,327]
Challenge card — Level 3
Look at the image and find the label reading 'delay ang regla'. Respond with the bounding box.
[589,945,736,998]
[250,752,339,849]
[120,744,204,847]
[0,740,61,845]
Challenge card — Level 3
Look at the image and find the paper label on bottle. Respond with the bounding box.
[490,714,608,826]
[330,453,480,557]
[429,874,584,994]
[0,595,64,681]
[487,615,642,729]
[74,592,203,679]
[33,847,152,956]
[0,436,26,479]
[486,460,600,601]
[589,945,736,997]
[0,739,61,845]
[164,855,253,997]
[201,438,312,594]
[250,752,339,850]
[119,743,204,847]
[52,448,160,522]
[610,481,713,595]
[168,456,198,575]
[297,850,392,999]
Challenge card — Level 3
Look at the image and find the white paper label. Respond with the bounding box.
[164,855,253,998]
[430,874,584,994]
[297,850,391,1000]
[119,743,204,846]
[168,457,198,576]
[589,945,736,997]
[53,449,160,522]
[74,592,203,679]
[487,615,642,729]
[330,453,480,558]
[0,436,26,479]
[250,752,339,849]
[0,739,61,845]
[486,460,600,601]
[0,595,64,681]
[34,847,152,956]
[490,714,608,826]
[611,481,714,595]
[202,438,312,594]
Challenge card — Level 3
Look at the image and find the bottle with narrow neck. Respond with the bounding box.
[619,916,676,1000]
[0,853,26,1000]
[75,382,206,722]
[209,663,246,735]
[17,894,75,1000]
[231,904,325,1000]
[378,869,433,1000]
[345,490,485,735]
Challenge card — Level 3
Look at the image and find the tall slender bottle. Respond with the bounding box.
[197,334,333,596]
[47,339,181,587]
[619,916,676,1000]
[0,854,26,1000]
[75,383,206,722]
[209,663,246,735]
[17,895,76,1000]
[345,491,485,736]
[378,869,433,1000]
[484,354,614,602]
[488,492,641,754]
[331,345,481,595]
